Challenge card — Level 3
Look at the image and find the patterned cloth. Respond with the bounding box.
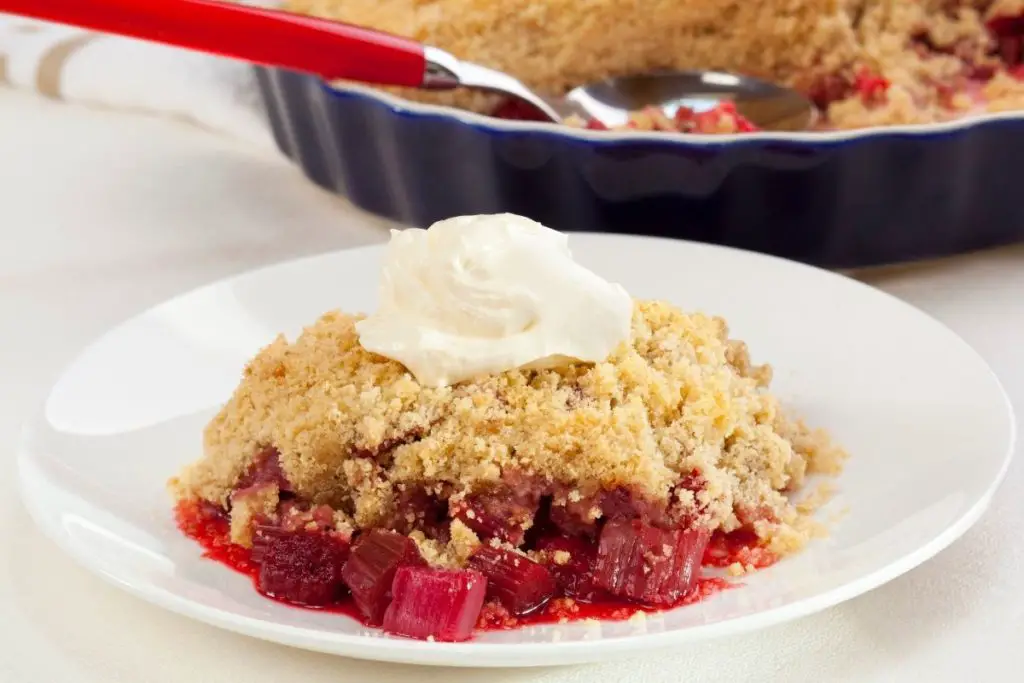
[0,3,278,148]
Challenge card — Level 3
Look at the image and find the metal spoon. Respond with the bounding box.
[425,52,815,132]
[5,0,815,133]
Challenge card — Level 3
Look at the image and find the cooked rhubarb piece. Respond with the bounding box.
[235,446,293,493]
[390,487,451,541]
[382,566,487,642]
[467,546,556,615]
[253,528,350,606]
[988,15,1024,38]
[341,529,424,624]
[490,97,549,122]
[278,503,336,532]
[451,488,539,546]
[988,14,1024,68]
[536,534,606,602]
[250,524,284,565]
[594,519,710,605]
[678,101,759,133]
[806,73,854,111]
[548,500,599,537]
[547,487,668,537]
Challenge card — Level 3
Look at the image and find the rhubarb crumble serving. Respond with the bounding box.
[170,214,846,642]
[285,0,1024,134]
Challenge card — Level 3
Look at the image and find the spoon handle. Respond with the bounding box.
[0,0,429,88]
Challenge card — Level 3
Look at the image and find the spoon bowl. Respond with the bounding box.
[417,47,815,132]
[562,71,816,132]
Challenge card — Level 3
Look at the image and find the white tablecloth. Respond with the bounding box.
[0,89,1020,683]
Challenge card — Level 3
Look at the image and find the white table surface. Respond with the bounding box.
[0,88,1020,683]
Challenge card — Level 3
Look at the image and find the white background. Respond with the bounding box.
[0,88,1020,682]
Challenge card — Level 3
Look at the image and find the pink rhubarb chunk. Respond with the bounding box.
[536,534,606,602]
[341,529,424,624]
[253,528,350,606]
[236,446,292,493]
[594,519,710,605]
[467,546,556,615]
[450,488,539,546]
[382,566,487,642]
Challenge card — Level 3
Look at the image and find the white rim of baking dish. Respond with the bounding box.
[317,78,1024,146]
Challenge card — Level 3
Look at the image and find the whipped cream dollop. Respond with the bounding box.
[355,214,633,387]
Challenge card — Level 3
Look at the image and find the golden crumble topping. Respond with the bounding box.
[170,301,845,558]
[283,0,1024,129]
[228,484,280,546]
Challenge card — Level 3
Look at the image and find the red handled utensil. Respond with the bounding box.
[0,0,565,120]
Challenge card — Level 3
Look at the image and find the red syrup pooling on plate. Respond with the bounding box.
[475,576,734,631]
[175,500,762,636]
[703,528,780,571]
[175,501,368,624]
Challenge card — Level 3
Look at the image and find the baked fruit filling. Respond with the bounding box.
[285,0,1024,134]
[170,301,845,642]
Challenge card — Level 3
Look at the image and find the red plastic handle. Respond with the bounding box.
[0,0,427,87]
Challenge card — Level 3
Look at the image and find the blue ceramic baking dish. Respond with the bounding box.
[255,66,1024,268]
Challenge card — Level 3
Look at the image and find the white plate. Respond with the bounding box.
[17,234,1016,668]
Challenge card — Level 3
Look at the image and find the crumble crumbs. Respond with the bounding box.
[284,0,1024,130]
[228,484,279,546]
[448,518,483,564]
[170,299,846,561]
